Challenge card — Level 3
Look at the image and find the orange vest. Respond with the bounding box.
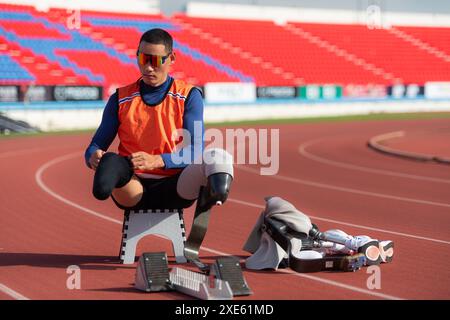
[117,78,193,178]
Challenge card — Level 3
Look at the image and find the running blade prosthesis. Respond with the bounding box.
[134,252,252,300]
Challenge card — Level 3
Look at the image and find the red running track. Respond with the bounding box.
[0,118,449,300]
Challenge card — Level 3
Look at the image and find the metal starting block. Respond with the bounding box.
[134,253,252,299]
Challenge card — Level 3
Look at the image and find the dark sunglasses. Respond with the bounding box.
[137,51,171,68]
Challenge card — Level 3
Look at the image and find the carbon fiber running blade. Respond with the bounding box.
[184,205,212,272]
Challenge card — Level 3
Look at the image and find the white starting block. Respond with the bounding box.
[119,209,187,264]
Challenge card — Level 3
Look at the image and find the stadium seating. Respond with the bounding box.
[294,22,450,84]
[0,2,449,94]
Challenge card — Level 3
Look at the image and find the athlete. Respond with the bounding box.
[84,28,233,221]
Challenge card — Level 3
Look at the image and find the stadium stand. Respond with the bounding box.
[0,2,449,94]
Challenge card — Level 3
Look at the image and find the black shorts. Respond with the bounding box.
[111,172,196,211]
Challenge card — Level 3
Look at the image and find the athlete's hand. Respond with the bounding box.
[89,149,105,170]
[128,152,165,171]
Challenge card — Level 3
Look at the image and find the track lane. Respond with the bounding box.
[1,118,449,300]
[29,150,401,299]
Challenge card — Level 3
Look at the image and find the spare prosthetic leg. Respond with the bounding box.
[309,225,394,265]
[263,217,366,272]
[184,173,233,272]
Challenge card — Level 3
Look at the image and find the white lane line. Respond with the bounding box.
[236,165,450,209]
[39,152,450,245]
[276,269,402,300]
[299,138,450,184]
[228,198,450,245]
[0,283,30,300]
[35,152,121,225]
[34,152,404,300]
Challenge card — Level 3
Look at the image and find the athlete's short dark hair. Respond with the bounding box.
[138,28,173,54]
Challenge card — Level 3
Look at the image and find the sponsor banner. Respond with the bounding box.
[387,84,424,99]
[298,85,342,100]
[53,86,103,101]
[0,86,19,102]
[19,85,52,102]
[257,86,296,98]
[425,82,450,99]
[298,85,321,100]
[322,84,343,99]
[204,82,256,103]
[343,84,387,98]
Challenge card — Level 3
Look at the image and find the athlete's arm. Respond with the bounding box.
[84,92,120,169]
[160,87,204,169]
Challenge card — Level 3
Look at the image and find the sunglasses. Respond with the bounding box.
[137,51,171,68]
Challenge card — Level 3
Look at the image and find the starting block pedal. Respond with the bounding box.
[134,252,174,292]
[211,257,253,296]
[169,267,233,300]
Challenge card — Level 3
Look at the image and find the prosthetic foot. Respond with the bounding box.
[184,173,233,272]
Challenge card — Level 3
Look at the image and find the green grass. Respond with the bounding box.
[0,128,95,139]
[207,111,450,127]
[1,111,450,139]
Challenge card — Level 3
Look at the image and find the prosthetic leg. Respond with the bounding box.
[263,218,366,272]
[309,225,394,265]
[184,172,233,272]
[182,173,252,296]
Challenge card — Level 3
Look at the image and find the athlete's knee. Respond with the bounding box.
[98,152,127,169]
[176,148,234,202]
[92,152,133,200]
[202,148,234,178]
[93,183,112,200]
[194,148,234,211]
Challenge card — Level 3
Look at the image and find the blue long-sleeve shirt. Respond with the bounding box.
[84,76,204,169]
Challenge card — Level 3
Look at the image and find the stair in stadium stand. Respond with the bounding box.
[172,16,297,83]
[284,23,400,82]
[77,21,135,57]
[387,27,450,63]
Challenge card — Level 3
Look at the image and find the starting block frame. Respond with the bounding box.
[134,253,252,300]
[119,209,187,264]
[170,267,234,300]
